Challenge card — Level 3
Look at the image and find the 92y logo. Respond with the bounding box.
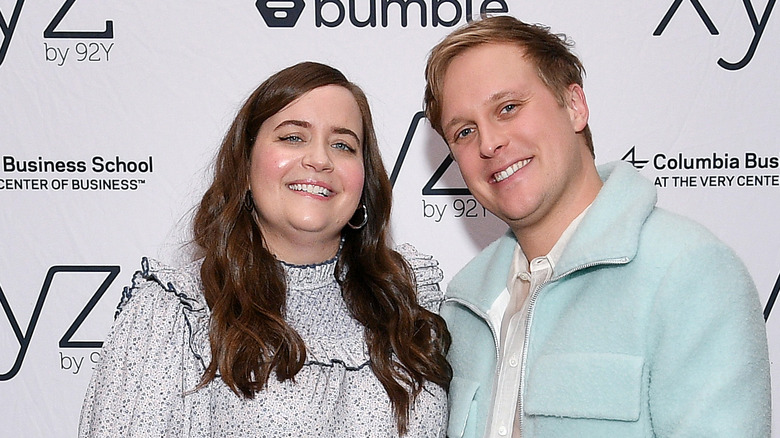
[654,0,776,70]
[0,0,114,67]
[0,265,119,381]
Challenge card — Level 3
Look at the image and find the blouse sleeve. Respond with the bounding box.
[395,243,445,314]
[78,258,210,438]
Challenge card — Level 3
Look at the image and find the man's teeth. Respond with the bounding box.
[494,159,531,182]
[289,183,332,197]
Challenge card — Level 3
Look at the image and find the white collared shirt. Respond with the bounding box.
[484,207,590,437]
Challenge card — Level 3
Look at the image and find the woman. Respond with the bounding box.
[79,62,451,437]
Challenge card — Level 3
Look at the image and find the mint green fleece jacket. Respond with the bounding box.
[442,161,771,437]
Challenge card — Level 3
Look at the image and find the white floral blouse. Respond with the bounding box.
[78,244,448,437]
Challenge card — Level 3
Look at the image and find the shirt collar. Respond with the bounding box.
[506,204,593,290]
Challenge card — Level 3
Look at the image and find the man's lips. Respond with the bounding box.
[493,158,531,183]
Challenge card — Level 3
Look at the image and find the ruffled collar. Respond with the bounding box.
[280,253,338,292]
[138,256,370,372]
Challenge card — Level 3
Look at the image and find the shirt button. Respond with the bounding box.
[498,426,508,435]
[518,272,530,281]
[509,356,518,367]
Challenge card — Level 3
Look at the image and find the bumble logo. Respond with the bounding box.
[255,0,306,27]
[254,0,509,28]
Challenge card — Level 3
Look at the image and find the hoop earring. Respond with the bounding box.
[244,190,255,212]
[347,204,368,229]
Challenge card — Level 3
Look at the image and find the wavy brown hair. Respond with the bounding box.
[192,61,451,435]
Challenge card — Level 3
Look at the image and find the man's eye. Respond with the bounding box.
[456,127,474,141]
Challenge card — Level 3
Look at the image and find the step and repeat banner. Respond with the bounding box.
[2,1,779,436]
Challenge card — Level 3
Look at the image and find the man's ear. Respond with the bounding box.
[566,83,589,133]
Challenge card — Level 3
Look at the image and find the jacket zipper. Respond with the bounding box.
[516,257,629,434]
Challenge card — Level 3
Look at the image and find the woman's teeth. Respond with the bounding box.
[289,183,331,197]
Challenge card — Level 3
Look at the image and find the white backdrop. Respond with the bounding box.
[2,1,779,436]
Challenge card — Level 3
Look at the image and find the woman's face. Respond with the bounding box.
[249,85,365,264]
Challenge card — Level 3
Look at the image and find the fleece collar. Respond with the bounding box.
[447,161,657,313]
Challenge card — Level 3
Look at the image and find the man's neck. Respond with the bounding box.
[511,166,603,260]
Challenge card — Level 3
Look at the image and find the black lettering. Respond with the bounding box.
[316,0,346,27]
[0,0,24,67]
[432,0,461,26]
[479,0,507,16]
[349,0,376,26]
[381,0,426,27]
[3,155,15,171]
[43,0,113,39]
[718,0,776,70]
[91,156,104,172]
[59,266,119,348]
[389,111,425,187]
[763,270,780,320]
[389,111,470,195]
[0,266,120,380]
[422,154,470,195]
[653,0,719,35]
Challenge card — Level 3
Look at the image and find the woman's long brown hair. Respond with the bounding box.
[192,62,451,435]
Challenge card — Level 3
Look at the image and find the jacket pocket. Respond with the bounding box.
[447,376,480,438]
[524,352,644,422]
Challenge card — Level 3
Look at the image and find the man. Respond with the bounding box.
[424,15,770,437]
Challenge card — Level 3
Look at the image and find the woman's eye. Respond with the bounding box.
[501,104,516,114]
[332,142,355,152]
[280,135,302,143]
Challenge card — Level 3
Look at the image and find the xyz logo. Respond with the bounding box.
[653,0,776,70]
[0,0,114,67]
[389,111,470,195]
[0,265,119,380]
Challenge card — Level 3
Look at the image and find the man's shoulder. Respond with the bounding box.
[639,207,745,269]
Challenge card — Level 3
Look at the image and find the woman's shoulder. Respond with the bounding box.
[115,257,206,319]
[106,257,211,371]
[394,243,445,313]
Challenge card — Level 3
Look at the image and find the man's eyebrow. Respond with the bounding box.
[443,117,468,137]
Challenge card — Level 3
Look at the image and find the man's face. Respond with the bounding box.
[439,42,594,238]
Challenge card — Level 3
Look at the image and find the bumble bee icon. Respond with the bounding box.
[256,0,305,27]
